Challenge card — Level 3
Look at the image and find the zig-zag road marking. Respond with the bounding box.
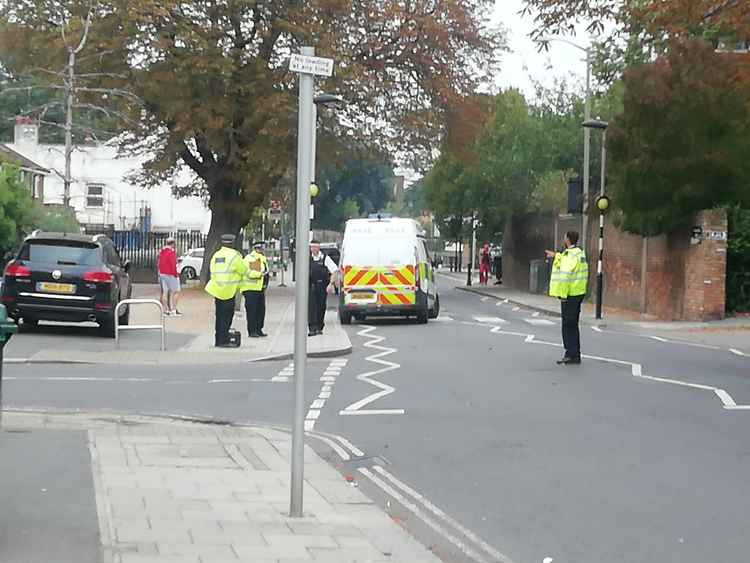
[339,326,404,416]
[487,326,749,412]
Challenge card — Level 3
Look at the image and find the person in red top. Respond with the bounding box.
[479,243,491,285]
[157,238,181,316]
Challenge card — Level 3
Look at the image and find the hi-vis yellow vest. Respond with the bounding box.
[239,251,267,292]
[205,246,247,300]
[549,246,588,298]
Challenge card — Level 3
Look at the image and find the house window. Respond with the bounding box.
[86,183,105,208]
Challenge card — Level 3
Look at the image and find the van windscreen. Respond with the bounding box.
[343,239,414,266]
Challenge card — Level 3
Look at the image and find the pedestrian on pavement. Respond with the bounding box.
[493,248,503,285]
[205,234,248,347]
[309,240,338,337]
[241,241,269,338]
[479,243,491,285]
[546,231,588,365]
[157,237,182,316]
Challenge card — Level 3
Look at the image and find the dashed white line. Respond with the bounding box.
[525,318,556,326]
[648,335,668,342]
[481,296,490,302]
[532,311,540,317]
[730,348,747,357]
[474,316,507,324]
[310,399,326,409]
[512,306,520,311]
[591,326,604,333]
[304,358,347,430]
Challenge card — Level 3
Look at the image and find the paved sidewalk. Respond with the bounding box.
[4,284,350,365]
[2,411,440,563]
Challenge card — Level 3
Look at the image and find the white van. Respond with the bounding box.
[338,217,439,324]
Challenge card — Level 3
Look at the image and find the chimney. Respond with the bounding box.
[14,116,39,148]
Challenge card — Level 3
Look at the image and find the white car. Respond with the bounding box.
[178,247,204,280]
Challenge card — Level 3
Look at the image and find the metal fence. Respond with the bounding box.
[84,227,207,282]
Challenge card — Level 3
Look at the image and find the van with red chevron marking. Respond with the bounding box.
[338,215,439,325]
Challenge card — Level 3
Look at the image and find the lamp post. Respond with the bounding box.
[582,119,609,320]
[541,37,592,251]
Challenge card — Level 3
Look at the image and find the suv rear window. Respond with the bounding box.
[19,240,101,266]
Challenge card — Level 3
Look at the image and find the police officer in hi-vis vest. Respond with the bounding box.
[546,231,589,365]
[204,234,248,347]
[308,240,338,337]
[240,241,269,338]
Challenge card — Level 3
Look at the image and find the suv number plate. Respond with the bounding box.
[37,282,76,294]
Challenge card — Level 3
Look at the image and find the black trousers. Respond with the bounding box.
[561,294,584,360]
[309,282,328,332]
[243,290,265,335]
[214,297,236,346]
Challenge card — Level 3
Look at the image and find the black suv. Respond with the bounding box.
[1,231,132,337]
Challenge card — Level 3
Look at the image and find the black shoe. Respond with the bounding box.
[257,331,268,337]
[216,342,234,348]
[248,332,261,338]
[557,356,581,365]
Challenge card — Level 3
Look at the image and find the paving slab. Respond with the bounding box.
[1,411,441,563]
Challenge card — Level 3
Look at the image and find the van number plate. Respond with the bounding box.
[351,292,373,300]
[37,282,76,294]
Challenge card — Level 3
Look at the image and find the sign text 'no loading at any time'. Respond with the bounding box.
[289,53,334,77]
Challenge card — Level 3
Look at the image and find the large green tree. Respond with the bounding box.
[0,0,501,278]
[608,39,750,235]
[0,166,34,259]
[314,156,394,231]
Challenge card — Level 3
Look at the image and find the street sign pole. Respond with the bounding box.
[290,46,315,518]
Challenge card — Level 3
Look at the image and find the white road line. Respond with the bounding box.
[270,376,289,382]
[306,432,350,460]
[2,358,29,364]
[524,318,555,326]
[495,301,504,307]
[591,326,604,333]
[648,336,669,342]
[715,389,737,407]
[334,435,365,457]
[310,399,326,409]
[320,376,336,382]
[485,320,750,413]
[2,376,157,382]
[730,348,747,357]
[433,316,454,321]
[358,468,491,563]
[340,409,406,415]
[474,316,507,324]
[481,296,489,302]
[340,326,404,415]
[305,410,320,420]
[372,466,515,563]
[512,306,520,311]
[532,311,540,317]
[304,420,315,431]
[318,391,331,399]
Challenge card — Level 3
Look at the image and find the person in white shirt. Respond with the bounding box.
[308,240,338,336]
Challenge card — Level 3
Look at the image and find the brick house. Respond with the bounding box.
[0,142,49,200]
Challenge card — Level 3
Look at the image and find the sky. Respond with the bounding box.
[491,0,590,97]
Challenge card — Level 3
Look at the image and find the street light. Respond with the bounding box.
[582,118,609,320]
[541,37,593,252]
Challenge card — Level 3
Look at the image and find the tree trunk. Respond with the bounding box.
[200,194,248,284]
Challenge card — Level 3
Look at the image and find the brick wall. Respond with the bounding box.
[503,208,728,321]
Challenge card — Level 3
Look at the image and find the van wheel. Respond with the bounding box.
[428,295,440,319]
[417,308,428,324]
[339,309,352,325]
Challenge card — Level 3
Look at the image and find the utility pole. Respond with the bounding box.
[582,47,592,254]
[62,11,93,209]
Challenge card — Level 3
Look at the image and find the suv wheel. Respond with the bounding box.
[181,267,196,282]
[19,318,38,333]
[118,303,130,326]
[100,316,116,338]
